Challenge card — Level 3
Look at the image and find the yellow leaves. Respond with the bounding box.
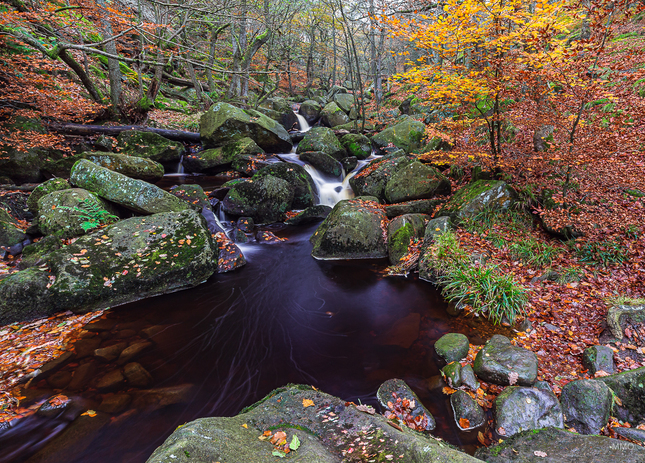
[302,399,314,408]
[81,410,97,417]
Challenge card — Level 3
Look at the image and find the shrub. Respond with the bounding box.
[509,237,561,267]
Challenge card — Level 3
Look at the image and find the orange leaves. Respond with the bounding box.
[302,398,314,408]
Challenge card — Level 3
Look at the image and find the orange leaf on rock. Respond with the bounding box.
[459,418,471,429]
[302,399,314,408]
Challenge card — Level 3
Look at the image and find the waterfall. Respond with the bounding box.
[177,155,185,174]
[295,113,311,132]
[304,165,355,207]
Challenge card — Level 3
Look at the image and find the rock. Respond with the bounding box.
[124,362,153,387]
[71,160,191,215]
[606,302,645,340]
[299,151,343,177]
[97,369,125,391]
[377,378,436,431]
[0,214,27,251]
[340,133,372,160]
[0,210,216,324]
[47,370,73,389]
[98,393,132,414]
[598,366,645,423]
[299,99,322,124]
[442,362,462,388]
[371,117,426,154]
[451,390,485,430]
[437,180,515,225]
[72,337,102,358]
[533,125,554,152]
[327,84,348,98]
[37,394,72,418]
[0,117,48,183]
[434,333,470,365]
[376,313,421,349]
[117,130,185,163]
[27,178,72,213]
[494,386,563,437]
[340,156,357,173]
[475,426,645,463]
[254,163,316,209]
[94,342,128,362]
[200,102,293,153]
[169,184,210,211]
[384,161,451,203]
[34,352,74,381]
[222,175,294,224]
[258,105,299,132]
[333,93,354,114]
[37,188,117,238]
[474,335,538,386]
[184,137,265,173]
[117,341,152,365]
[387,213,427,264]
[321,102,350,127]
[560,379,612,435]
[236,217,254,232]
[84,318,116,332]
[212,231,247,273]
[582,345,615,375]
[461,364,480,392]
[423,216,452,244]
[349,151,413,201]
[296,127,346,160]
[67,361,98,390]
[284,205,333,226]
[613,426,645,443]
[310,199,388,260]
[132,384,195,412]
[383,199,444,218]
[82,152,165,182]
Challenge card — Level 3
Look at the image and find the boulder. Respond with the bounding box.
[170,184,210,211]
[451,390,485,430]
[371,117,426,154]
[349,151,413,201]
[475,427,645,463]
[340,133,372,160]
[494,386,564,437]
[254,163,316,209]
[37,188,117,238]
[474,335,538,386]
[117,130,185,163]
[299,151,343,178]
[442,362,463,388]
[437,180,515,225]
[284,205,332,226]
[296,127,346,160]
[82,152,165,183]
[27,178,72,213]
[598,366,645,423]
[147,386,479,463]
[333,93,354,114]
[184,137,265,173]
[222,176,294,224]
[387,213,427,264]
[320,102,350,127]
[0,117,48,183]
[376,378,436,431]
[0,211,27,250]
[560,379,612,435]
[461,364,480,391]
[383,199,444,218]
[582,345,615,375]
[340,156,357,173]
[423,216,452,244]
[199,102,293,153]
[434,333,470,365]
[606,302,645,340]
[384,161,451,203]
[0,210,216,324]
[310,198,388,260]
[299,100,322,124]
[70,159,191,215]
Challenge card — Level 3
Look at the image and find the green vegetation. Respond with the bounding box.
[576,240,628,267]
[509,237,561,267]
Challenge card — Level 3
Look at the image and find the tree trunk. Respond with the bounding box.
[48,123,201,142]
[96,0,123,112]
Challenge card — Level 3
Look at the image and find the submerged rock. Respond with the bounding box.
[284,205,332,226]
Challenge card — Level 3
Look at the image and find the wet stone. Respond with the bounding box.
[73,337,102,359]
[84,318,117,332]
[560,379,612,435]
[96,369,125,391]
[98,393,132,415]
[236,217,254,232]
[442,362,463,388]
[36,351,74,380]
[582,345,615,375]
[117,341,153,365]
[461,364,480,392]
[67,361,98,391]
[37,394,72,418]
[494,386,563,437]
[434,332,470,365]
[376,378,436,431]
[94,342,128,363]
[451,390,486,431]
[116,329,137,339]
[124,362,153,388]
[47,370,73,390]
[474,335,538,386]
[140,325,166,340]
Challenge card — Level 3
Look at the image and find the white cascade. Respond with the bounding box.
[304,165,355,207]
[295,113,311,132]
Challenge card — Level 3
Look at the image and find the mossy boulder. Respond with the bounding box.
[0,211,27,250]
[0,117,48,183]
[377,378,436,431]
[221,176,294,224]
[451,390,485,431]
[474,335,538,386]
[70,160,191,215]
[494,386,564,437]
[284,205,333,226]
[296,127,346,160]
[310,198,388,260]
[598,366,645,423]
[438,180,515,225]
[37,188,117,238]
[299,100,322,124]
[434,333,470,365]
[185,137,264,173]
[387,213,427,264]
[384,161,451,203]
[254,163,316,209]
[333,93,354,114]
[371,117,426,154]
[147,385,478,463]
[320,102,350,127]
[349,150,413,201]
[0,210,216,324]
[340,133,372,160]
[383,199,444,218]
[82,152,165,183]
[199,102,293,153]
[299,151,343,178]
[117,130,185,163]
[582,345,615,375]
[27,178,72,214]
[560,379,612,435]
[257,104,299,132]
[169,184,210,211]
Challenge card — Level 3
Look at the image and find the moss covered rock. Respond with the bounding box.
[296,127,346,160]
[299,100,322,124]
[340,133,372,160]
[387,213,427,264]
[560,379,612,435]
[320,102,350,127]
[349,150,413,201]
[494,386,564,437]
[299,151,343,177]
[254,163,316,209]
[27,178,72,214]
[384,161,451,204]
[333,93,354,114]
[310,198,388,260]
[371,117,426,154]
[83,152,165,183]
[438,180,515,224]
[474,335,538,386]
[117,130,185,163]
[0,210,215,324]
[451,389,485,430]
[434,333,470,365]
[199,102,293,153]
[377,378,436,431]
[71,160,191,215]
[169,184,210,211]
[185,137,265,173]
[383,199,444,218]
[598,366,645,423]
[222,175,294,224]
[0,117,48,183]
[0,213,27,250]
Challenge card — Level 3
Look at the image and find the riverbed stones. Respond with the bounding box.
[560,379,612,435]
[299,99,322,124]
[349,151,413,201]
[147,385,478,463]
[438,180,515,225]
[384,161,451,203]
[255,163,316,210]
[94,342,127,362]
[387,213,427,264]
[474,335,538,386]
[582,345,615,375]
[184,137,265,173]
[124,362,153,387]
[299,151,343,177]
[598,366,645,423]
[371,117,426,154]
[377,378,436,431]
[200,102,293,153]
[82,152,165,182]
[494,386,564,437]
[296,127,346,160]
[310,198,388,260]
[321,101,350,127]
[434,333,470,365]
[27,178,71,213]
[340,133,371,160]
[97,369,125,391]
[451,390,485,431]
[284,205,333,226]
[71,160,191,214]
[222,176,294,223]
[442,362,463,388]
[383,198,443,218]
[117,130,185,163]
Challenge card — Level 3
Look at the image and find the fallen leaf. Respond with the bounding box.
[302,399,314,408]
[81,410,97,417]
[459,418,471,429]
[289,435,300,450]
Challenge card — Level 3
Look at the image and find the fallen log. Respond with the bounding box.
[47,123,201,143]
[162,72,211,93]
